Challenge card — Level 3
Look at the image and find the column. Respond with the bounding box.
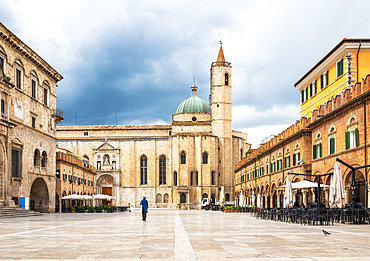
[344,186,350,204]
[302,189,308,207]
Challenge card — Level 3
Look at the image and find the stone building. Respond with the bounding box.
[56,148,96,212]
[0,23,63,212]
[235,39,370,208]
[56,46,250,209]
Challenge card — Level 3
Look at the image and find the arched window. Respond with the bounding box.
[156,193,162,203]
[83,155,89,161]
[202,152,208,164]
[225,73,229,85]
[163,193,169,203]
[202,193,208,199]
[159,155,166,185]
[140,155,147,185]
[225,193,230,201]
[173,171,177,186]
[41,151,47,167]
[34,149,40,166]
[181,151,186,164]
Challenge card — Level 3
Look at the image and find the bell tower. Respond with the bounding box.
[210,43,233,199]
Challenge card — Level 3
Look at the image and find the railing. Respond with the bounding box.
[52,108,64,123]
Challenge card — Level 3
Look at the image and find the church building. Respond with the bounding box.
[56,46,249,209]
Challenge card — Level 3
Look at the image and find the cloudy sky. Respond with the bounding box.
[2,0,370,148]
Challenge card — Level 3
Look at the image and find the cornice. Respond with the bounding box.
[0,23,63,82]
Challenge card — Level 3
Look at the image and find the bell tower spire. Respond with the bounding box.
[209,43,233,200]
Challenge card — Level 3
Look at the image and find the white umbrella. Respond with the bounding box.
[329,161,345,208]
[92,194,95,207]
[284,175,293,208]
[280,180,329,189]
[252,191,256,206]
[220,185,225,204]
[239,190,245,207]
[257,193,261,208]
[106,196,116,201]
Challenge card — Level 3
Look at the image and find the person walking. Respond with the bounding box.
[140,196,148,221]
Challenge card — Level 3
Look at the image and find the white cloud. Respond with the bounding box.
[237,124,292,149]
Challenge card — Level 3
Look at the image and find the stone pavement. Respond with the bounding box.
[1,209,370,260]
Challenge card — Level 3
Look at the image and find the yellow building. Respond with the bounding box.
[295,39,370,119]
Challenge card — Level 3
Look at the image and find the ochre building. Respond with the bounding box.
[235,39,370,208]
[0,23,63,212]
[56,148,96,212]
[56,46,249,209]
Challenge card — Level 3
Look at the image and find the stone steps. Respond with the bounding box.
[0,207,43,218]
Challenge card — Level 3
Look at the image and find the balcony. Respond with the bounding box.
[52,108,64,124]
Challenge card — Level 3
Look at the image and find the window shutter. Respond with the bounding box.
[313,145,317,159]
[341,58,344,75]
[337,62,339,77]
[355,128,359,147]
[345,131,350,150]
[288,156,290,167]
[301,90,304,103]
[326,70,329,86]
[319,143,322,157]
[315,80,317,94]
[330,138,335,154]
[320,75,324,89]
[305,88,308,100]
[298,152,300,161]
[310,83,312,97]
[293,154,296,166]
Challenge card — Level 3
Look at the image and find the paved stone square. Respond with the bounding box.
[1,209,370,260]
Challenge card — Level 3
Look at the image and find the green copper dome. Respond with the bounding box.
[175,84,211,114]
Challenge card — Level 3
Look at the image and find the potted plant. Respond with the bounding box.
[79,205,85,213]
[96,206,103,213]
[230,205,236,212]
[224,206,230,213]
[88,205,93,213]
[70,205,75,213]
[107,205,113,213]
[237,205,242,212]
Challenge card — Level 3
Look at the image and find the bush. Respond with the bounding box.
[79,205,85,212]
[87,205,93,212]
[107,205,113,212]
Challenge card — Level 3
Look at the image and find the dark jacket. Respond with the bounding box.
[140,198,148,213]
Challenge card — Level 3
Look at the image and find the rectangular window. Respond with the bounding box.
[16,69,22,89]
[313,144,317,159]
[309,83,312,97]
[319,143,322,158]
[305,87,308,100]
[347,129,359,149]
[301,90,304,103]
[11,148,22,178]
[337,59,344,78]
[287,156,290,167]
[43,88,48,105]
[320,74,324,89]
[330,138,336,155]
[32,117,36,128]
[0,57,4,72]
[293,154,296,166]
[88,180,90,186]
[266,164,268,174]
[91,181,94,186]
[31,79,36,98]
[84,131,89,136]
[1,99,4,114]
[56,169,60,178]
[314,80,317,95]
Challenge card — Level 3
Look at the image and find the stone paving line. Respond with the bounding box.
[1,209,370,260]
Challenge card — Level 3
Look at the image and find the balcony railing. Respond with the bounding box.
[52,108,64,124]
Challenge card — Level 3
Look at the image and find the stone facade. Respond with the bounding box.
[0,23,63,212]
[56,149,96,212]
[56,47,250,209]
